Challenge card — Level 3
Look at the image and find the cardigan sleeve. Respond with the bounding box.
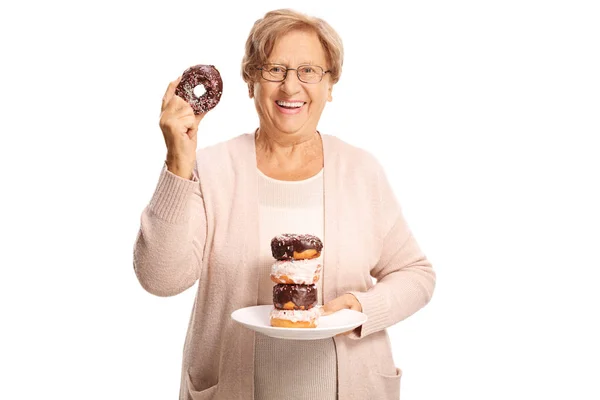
[347,160,436,339]
[132,162,207,297]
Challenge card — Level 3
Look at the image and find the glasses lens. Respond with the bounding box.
[298,65,323,83]
[263,65,286,81]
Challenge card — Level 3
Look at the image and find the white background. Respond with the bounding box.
[1,0,599,399]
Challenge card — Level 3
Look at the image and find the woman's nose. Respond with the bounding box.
[280,70,302,95]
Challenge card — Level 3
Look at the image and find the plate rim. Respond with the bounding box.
[231,304,368,333]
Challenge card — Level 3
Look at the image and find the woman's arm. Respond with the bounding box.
[132,162,207,297]
[347,161,436,339]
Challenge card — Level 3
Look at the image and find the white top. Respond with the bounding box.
[254,168,337,400]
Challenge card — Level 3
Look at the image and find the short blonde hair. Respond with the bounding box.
[241,9,344,96]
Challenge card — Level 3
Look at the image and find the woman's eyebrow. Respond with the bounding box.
[266,60,316,66]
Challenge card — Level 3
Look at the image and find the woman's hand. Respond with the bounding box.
[322,294,363,335]
[322,293,362,315]
[322,294,363,336]
[159,76,207,180]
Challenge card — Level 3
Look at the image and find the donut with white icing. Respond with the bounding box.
[270,307,322,328]
[270,258,322,285]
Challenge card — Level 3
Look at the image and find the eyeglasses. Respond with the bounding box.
[257,64,331,84]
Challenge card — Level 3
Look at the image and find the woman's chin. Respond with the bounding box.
[271,120,313,136]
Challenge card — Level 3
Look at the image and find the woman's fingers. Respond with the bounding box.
[321,299,341,316]
[158,77,201,180]
[322,295,346,316]
[322,294,362,316]
[172,105,206,131]
[161,76,183,113]
[321,294,363,337]
[160,100,192,131]
[176,114,195,130]
[163,94,193,119]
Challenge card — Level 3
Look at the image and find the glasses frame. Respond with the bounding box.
[257,64,331,84]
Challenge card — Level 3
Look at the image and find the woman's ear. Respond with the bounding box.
[327,84,333,102]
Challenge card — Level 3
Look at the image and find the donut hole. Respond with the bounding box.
[193,85,206,98]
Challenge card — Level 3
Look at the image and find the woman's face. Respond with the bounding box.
[253,29,333,137]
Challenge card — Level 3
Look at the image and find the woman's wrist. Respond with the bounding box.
[165,155,195,180]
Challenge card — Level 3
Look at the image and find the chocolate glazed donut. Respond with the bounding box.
[273,284,318,310]
[175,64,223,114]
[271,234,323,260]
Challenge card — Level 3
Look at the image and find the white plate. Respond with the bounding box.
[231,305,368,340]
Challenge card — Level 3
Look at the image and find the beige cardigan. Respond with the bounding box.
[133,132,436,399]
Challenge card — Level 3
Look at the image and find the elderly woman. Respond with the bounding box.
[134,8,435,400]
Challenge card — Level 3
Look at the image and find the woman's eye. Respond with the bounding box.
[270,66,284,73]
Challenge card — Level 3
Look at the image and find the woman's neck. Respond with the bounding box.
[256,124,317,146]
[255,127,324,180]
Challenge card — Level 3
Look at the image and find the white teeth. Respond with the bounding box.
[276,101,304,108]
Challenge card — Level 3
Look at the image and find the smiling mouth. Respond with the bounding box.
[276,100,306,109]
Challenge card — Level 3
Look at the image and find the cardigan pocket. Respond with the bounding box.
[369,367,402,400]
[186,371,218,400]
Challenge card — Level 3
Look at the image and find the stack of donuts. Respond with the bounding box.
[269,233,323,328]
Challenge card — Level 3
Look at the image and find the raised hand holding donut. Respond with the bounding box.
[159,76,206,180]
